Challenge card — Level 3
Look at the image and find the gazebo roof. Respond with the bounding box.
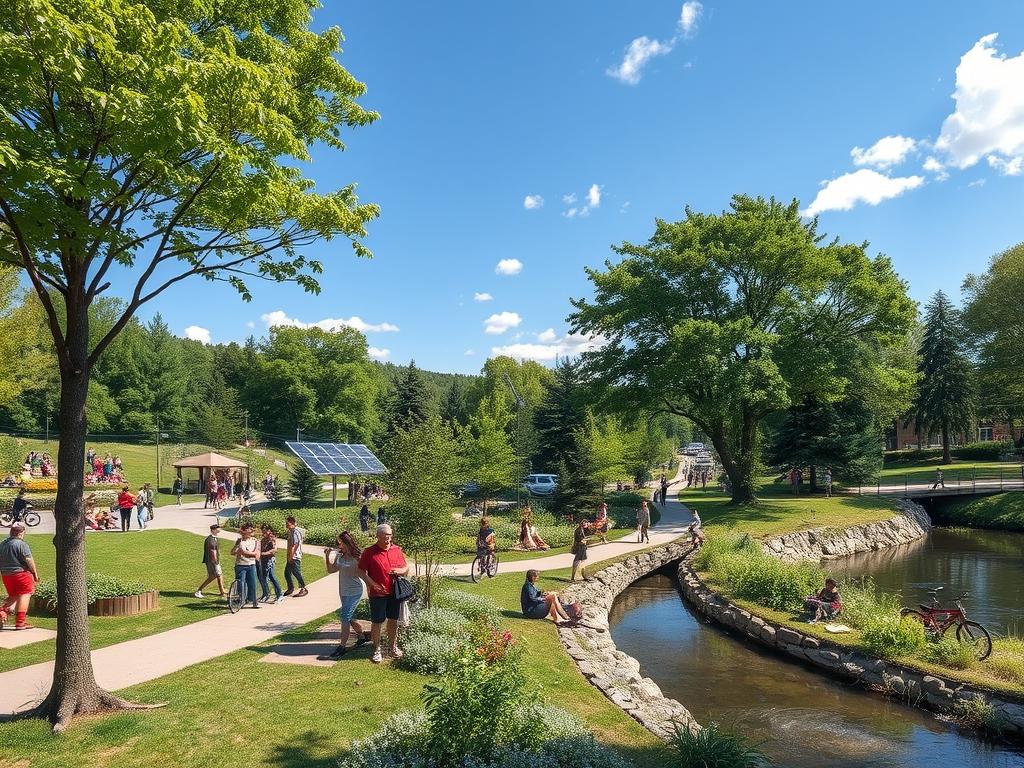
[172,451,248,469]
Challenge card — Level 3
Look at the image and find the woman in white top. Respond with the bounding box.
[321,531,371,660]
[231,523,261,608]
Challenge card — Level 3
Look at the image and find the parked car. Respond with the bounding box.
[523,473,558,496]
[683,442,705,455]
[694,456,714,468]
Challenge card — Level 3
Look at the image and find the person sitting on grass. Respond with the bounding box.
[520,569,571,624]
[518,508,550,551]
[804,578,842,624]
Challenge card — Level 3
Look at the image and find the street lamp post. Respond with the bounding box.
[501,373,526,508]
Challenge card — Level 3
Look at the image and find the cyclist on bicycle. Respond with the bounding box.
[9,489,30,523]
[476,517,496,564]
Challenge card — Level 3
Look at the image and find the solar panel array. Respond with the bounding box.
[285,442,388,476]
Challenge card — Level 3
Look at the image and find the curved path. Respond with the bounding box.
[0,467,696,714]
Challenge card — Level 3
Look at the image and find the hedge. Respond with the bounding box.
[33,572,152,610]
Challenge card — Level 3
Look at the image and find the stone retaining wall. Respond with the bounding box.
[762,499,931,562]
[556,542,700,741]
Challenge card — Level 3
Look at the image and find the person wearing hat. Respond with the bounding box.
[194,522,226,598]
[0,522,39,630]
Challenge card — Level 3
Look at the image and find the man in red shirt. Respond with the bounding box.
[357,523,409,664]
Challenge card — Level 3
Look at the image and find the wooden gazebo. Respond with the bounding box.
[172,452,250,494]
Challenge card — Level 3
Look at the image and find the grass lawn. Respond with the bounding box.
[9,438,294,506]
[0,530,326,674]
[676,485,898,539]
[938,492,1024,531]
[877,458,1022,480]
[0,568,668,768]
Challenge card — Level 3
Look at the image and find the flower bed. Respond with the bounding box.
[32,573,158,617]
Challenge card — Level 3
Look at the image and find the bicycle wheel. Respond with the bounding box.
[227,580,244,614]
[486,553,499,578]
[0,512,11,526]
[23,511,40,527]
[470,556,483,583]
[957,620,993,661]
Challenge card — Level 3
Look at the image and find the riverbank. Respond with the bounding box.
[932,491,1024,531]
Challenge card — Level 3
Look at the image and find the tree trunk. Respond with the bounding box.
[706,426,756,505]
[942,424,951,464]
[809,465,818,492]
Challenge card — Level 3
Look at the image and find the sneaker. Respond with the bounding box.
[371,649,383,664]
[0,608,7,628]
[275,595,287,604]
[249,604,261,609]
[296,588,308,597]
[259,595,271,603]
[14,623,34,631]
[355,632,371,648]
[194,591,204,598]
[808,619,818,624]
[389,646,404,660]
[283,589,294,597]
[327,645,348,660]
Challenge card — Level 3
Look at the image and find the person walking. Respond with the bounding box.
[823,468,833,498]
[376,506,387,526]
[86,447,95,470]
[932,468,945,490]
[283,516,308,597]
[172,477,184,505]
[0,522,39,630]
[320,530,371,660]
[204,475,217,509]
[570,518,590,582]
[117,485,135,531]
[636,499,651,543]
[359,503,371,534]
[357,523,409,664]
[195,523,226,598]
[660,474,669,507]
[257,524,284,603]
[230,522,260,609]
[135,484,151,530]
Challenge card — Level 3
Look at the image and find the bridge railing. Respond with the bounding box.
[855,467,1024,497]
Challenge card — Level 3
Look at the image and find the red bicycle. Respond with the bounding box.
[900,587,992,661]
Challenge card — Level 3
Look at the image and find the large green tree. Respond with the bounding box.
[382,361,435,448]
[569,195,915,503]
[532,357,587,474]
[458,392,519,512]
[963,243,1024,442]
[0,0,376,728]
[908,291,976,464]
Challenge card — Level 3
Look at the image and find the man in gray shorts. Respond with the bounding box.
[194,523,225,598]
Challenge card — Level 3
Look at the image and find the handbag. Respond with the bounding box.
[391,575,415,602]
[398,599,411,628]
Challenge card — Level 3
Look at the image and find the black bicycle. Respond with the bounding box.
[0,505,41,528]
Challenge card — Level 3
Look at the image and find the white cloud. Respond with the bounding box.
[678,1,703,37]
[464,349,475,356]
[850,135,917,169]
[483,311,523,335]
[245,321,255,329]
[607,36,673,85]
[473,292,494,302]
[523,194,544,210]
[368,347,390,360]
[261,310,399,333]
[491,332,606,363]
[586,183,602,208]
[620,201,631,213]
[935,34,1024,172]
[802,169,924,217]
[562,184,603,218]
[922,155,946,175]
[537,328,557,343]
[968,178,987,188]
[987,154,1023,176]
[495,258,523,276]
[562,193,577,205]
[183,325,211,344]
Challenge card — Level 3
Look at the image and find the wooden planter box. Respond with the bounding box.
[31,590,160,618]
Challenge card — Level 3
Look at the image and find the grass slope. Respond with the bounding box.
[0,530,326,674]
[939,492,1024,531]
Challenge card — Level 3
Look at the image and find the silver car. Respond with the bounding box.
[523,473,558,496]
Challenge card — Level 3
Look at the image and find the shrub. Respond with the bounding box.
[953,441,1013,460]
[669,723,767,768]
[411,606,469,637]
[987,637,1024,685]
[0,435,22,475]
[432,588,501,626]
[953,697,1003,733]
[834,577,903,630]
[918,633,978,670]
[860,614,926,657]
[286,463,323,505]
[33,572,152,609]
[396,631,461,676]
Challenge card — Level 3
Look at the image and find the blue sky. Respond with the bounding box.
[148,1,1024,373]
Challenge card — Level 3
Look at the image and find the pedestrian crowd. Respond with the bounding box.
[204,471,252,510]
[84,448,126,485]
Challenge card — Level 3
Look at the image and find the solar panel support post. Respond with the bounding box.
[332,476,337,510]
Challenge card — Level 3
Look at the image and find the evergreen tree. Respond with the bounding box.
[551,429,603,517]
[767,395,883,488]
[191,369,242,449]
[384,361,435,445]
[533,357,587,473]
[441,378,470,427]
[287,462,324,506]
[144,314,189,434]
[457,392,519,512]
[908,291,976,464]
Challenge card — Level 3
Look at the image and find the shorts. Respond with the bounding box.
[338,594,362,624]
[2,571,34,597]
[369,595,401,623]
[205,561,222,578]
[524,602,550,620]
[573,548,588,563]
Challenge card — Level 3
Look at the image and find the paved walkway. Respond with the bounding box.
[0,466,696,714]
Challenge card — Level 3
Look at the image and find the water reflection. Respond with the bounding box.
[609,575,1024,768]
[829,528,1024,633]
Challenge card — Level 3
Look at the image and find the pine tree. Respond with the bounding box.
[383,361,435,447]
[533,357,587,473]
[457,392,519,512]
[144,314,189,434]
[908,291,976,464]
[286,462,324,505]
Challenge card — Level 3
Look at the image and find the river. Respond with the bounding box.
[609,572,1024,768]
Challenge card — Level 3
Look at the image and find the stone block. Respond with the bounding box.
[760,625,776,643]
[776,627,803,645]
[801,636,821,649]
